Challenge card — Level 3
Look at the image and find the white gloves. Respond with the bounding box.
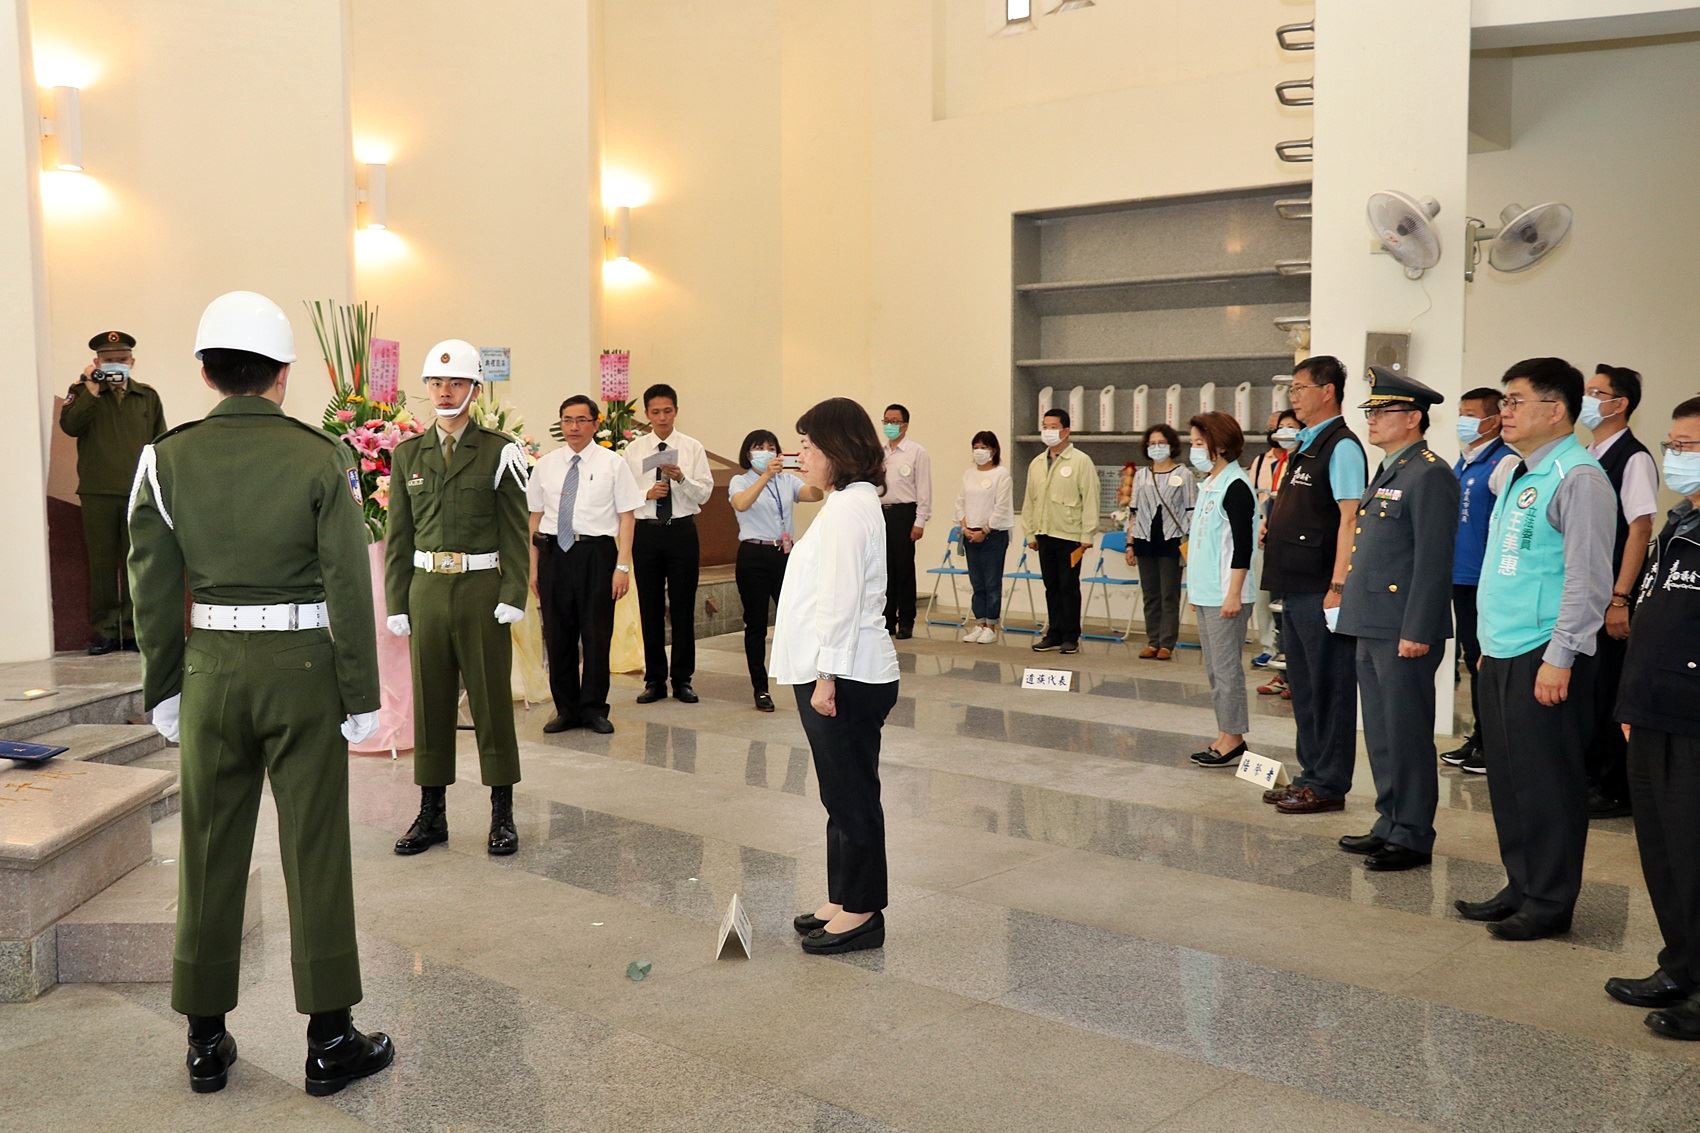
[494,603,525,625]
[341,711,380,744]
[152,694,181,743]
[387,614,411,636]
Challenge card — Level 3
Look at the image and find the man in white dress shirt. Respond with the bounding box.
[623,383,715,703]
[879,403,931,639]
[528,395,643,735]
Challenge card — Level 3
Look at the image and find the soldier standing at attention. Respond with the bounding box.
[127,291,392,1097]
[385,341,532,857]
[60,329,167,653]
[1334,368,1459,872]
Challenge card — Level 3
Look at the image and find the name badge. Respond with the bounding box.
[1168,473,1186,488]
[1059,466,1074,478]
[899,465,912,477]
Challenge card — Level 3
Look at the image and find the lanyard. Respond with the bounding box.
[765,477,787,531]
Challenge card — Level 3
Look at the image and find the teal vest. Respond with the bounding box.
[1478,434,1601,658]
[1187,462,1254,608]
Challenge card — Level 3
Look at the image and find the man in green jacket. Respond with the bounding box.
[59,329,166,653]
[1022,407,1099,654]
[127,291,393,1097]
[384,340,531,857]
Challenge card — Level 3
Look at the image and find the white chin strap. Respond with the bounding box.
[433,383,480,419]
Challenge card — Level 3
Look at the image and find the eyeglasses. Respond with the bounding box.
[1662,441,1700,455]
[1365,406,1418,420]
[560,416,596,426]
[1500,396,1560,412]
[1288,382,1319,395]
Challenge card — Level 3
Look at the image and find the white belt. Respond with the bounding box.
[413,550,501,574]
[190,602,329,632]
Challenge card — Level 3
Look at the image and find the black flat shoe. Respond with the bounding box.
[755,692,776,712]
[673,685,699,704]
[1646,996,1700,1040]
[1487,911,1571,941]
[802,911,885,955]
[304,1024,394,1097]
[542,714,578,734]
[1365,844,1432,872]
[1338,833,1386,855]
[793,913,827,935]
[1587,790,1632,819]
[586,715,615,735]
[635,685,667,704]
[187,1030,237,1094]
[1191,742,1246,768]
[894,628,913,640]
[1607,968,1695,1008]
[87,636,119,656]
[1455,897,1517,922]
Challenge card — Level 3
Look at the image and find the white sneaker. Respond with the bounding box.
[962,626,981,642]
[977,625,998,643]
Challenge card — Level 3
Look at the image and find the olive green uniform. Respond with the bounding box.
[385,424,530,787]
[59,379,167,640]
[127,397,380,1017]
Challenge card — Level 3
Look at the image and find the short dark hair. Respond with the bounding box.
[1502,357,1584,422]
[1294,355,1347,403]
[1042,407,1071,429]
[1594,364,1643,416]
[200,347,284,396]
[797,398,887,493]
[1189,411,1245,463]
[643,383,677,409]
[1674,397,1700,421]
[1143,423,1181,454]
[1460,387,1503,413]
[559,394,600,420]
[737,428,781,470]
[970,430,1002,468]
[884,403,909,424]
[1275,409,1301,428]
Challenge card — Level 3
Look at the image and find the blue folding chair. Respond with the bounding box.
[1002,539,1047,637]
[1082,530,1140,642]
[925,526,970,627]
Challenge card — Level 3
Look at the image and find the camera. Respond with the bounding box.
[89,364,130,384]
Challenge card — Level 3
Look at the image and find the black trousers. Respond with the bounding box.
[735,542,787,692]
[1586,628,1631,803]
[882,502,918,632]
[1628,728,1700,984]
[633,518,699,688]
[539,535,616,721]
[1282,591,1358,800]
[1479,644,1595,922]
[1035,534,1084,642]
[1452,584,1483,746]
[794,679,900,914]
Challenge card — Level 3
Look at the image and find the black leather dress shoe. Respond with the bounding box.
[304,1024,394,1097]
[793,913,827,935]
[542,714,578,734]
[1646,996,1700,1040]
[635,685,667,704]
[1487,911,1571,941]
[87,635,119,656]
[1607,969,1695,1008]
[802,910,885,955]
[894,627,913,640]
[121,638,141,652]
[1338,833,1387,855]
[755,692,776,712]
[187,1030,237,1094]
[1587,790,1632,819]
[1455,897,1517,922]
[1365,845,1432,872]
[673,684,699,703]
[586,715,615,735]
[1190,743,1247,768]
[488,787,517,856]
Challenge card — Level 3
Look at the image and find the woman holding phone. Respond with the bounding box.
[729,429,823,711]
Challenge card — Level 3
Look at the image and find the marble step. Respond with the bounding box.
[0,685,146,743]
[34,723,166,768]
[130,749,182,822]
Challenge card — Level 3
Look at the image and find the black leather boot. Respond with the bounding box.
[186,1014,237,1094]
[394,785,447,855]
[304,1009,394,1097]
[488,785,518,856]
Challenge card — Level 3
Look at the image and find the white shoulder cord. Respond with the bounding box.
[126,444,175,530]
[494,441,531,492]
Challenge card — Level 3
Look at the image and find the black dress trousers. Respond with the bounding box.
[1035,534,1084,642]
[882,502,918,633]
[633,517,700,688]
[1627,728,1700,984]
[539,534,617,721]
[735,542,787,692]
[794,679,900,913]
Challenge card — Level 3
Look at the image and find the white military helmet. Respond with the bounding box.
[421,339,482,382]
[194,291,297,363]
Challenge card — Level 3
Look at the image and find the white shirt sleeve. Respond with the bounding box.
[993,468,1015,530]
[1619,449,1659,523]
[673,436,714,511]
[913,443,933,527]
[526,453,549,513]
[1488,453,1520,496]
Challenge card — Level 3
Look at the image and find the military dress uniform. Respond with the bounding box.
[1336,369,1458,869]
[59,330,166,649]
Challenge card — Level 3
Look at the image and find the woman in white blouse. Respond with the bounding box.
[771,397,900,956]
[953,431,1015,643]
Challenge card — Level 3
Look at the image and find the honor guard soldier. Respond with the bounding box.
[1334,367,1459,871]
[127,292,393,1097]
[59,328,167,653]
[385,340,532,857]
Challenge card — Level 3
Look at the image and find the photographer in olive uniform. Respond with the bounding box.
[127,292,392,1097]
[385,340,532,857]
[59,329,166,653]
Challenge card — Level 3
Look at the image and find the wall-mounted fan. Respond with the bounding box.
[1465,202,1573,281]
[1367,191,1442,280]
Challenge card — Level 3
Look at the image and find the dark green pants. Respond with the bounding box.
[174,628,362,1016]
[80,493,133,640]
[408,569,521,787]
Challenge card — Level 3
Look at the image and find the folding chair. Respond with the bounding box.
[925,525,970,627]
[1002,539,1047,637]
[1081,530,1140,642]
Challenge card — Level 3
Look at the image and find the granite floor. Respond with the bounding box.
[3,628,1696,1132]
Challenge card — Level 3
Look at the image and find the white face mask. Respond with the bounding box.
[1146,444,1171,462]
[750,449,775,472]
[1272,427,1300,450]
[433,383,479,419]
[1039,428,1062,447]
[972,448,993,466]
[1189,445,1213,472]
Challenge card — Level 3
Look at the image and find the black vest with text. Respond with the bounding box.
[1261,417,1363,595]
[1617,509,1700,737]
[1594,429,1650,569]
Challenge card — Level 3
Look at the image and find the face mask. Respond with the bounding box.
[882,422,902,440]
[972,448,993,466]
[1189,446,1212,472]
[1579,395,1618,430]
[1456,416,1483,445]
[433,383,478,419]
[1272,427,1299,450]
[1664,451,1700,496]
[1146,444,1171,462]
[1040,428,1062,447]
[750,450,775,473]
[1324,604,1341,633]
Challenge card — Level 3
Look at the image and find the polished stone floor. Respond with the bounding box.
[5,628,1697,1132]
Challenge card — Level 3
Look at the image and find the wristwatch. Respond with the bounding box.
[615,564,631,574]
[1328,582,1346,596]
[817,672,842,682]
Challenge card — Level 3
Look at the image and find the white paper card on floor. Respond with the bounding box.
[1021,667,1073,691]
[1234,751,1290,790]
[716,893,752,960]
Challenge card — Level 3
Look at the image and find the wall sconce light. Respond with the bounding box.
[357,163,387,230]
[40,85,83,172]
[605,205,631,262]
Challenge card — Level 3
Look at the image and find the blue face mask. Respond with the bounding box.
[750,450,775,473]
[1146,444,1171,462]
[882,422,902,440]
[1456,416,1483,445]
[1189,446,1212,472]
[1272,427,1299,450]
[1664,450,1700,496]
[1579,395,1619,431]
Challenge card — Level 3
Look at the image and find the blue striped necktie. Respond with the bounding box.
[555,454,581,551]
